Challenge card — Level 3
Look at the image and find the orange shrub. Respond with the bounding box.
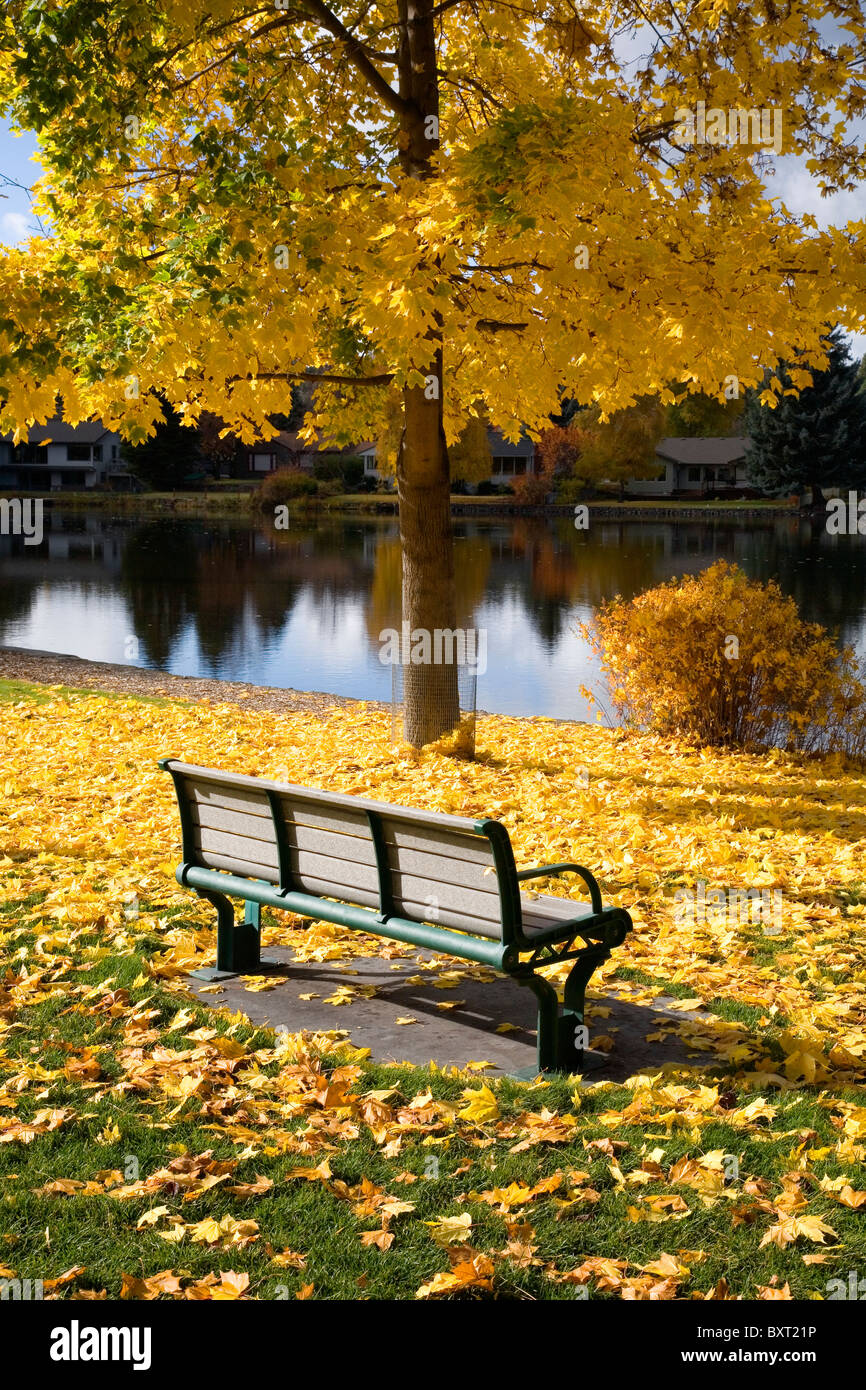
[511,458,556,504]
[581,561,866,756]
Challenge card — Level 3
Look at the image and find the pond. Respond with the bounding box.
[1,508,864,721]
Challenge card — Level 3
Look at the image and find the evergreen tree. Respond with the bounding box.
[744,330,866,504]
[122,399,202,489]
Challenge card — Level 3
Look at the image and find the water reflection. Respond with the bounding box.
[1,508,863,720]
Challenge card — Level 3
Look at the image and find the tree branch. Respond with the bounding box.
[302,0,414,117]
[228,369,394,386]
[475,319,528,332]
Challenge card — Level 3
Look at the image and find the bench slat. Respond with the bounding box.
[282,872,381,910]
[384,821,496,866]
[192,803,280,844]
[187,782,272,820]
[166,761,486,833]
[398,898,502,939]
[278,799,371,839]
[289,849,380,897]
[390,872,500,923]
[286,822,378,866]
[195,826,279,870]
[385,842,498,892]
[196,848,281,882]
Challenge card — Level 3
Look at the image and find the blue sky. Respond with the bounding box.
[0,123,44,240]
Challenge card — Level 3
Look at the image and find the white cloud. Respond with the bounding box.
[0,210,32,243]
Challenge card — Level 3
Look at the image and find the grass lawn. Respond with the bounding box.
[1,679,864,1300]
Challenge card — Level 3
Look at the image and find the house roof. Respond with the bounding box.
[0,417,117,445]
[250,430,364,456]
[656,436,751,466]
[487,428,534,457]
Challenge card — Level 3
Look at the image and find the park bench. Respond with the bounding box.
[159,758,632,1073]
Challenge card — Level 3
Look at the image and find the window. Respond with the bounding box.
[14,443,48,465]
[66,443,91,461]
[252,453,274,472]
[363,454,377,473]
[92,445,103,462]
[687,466,701,482]
[493,454,532,476]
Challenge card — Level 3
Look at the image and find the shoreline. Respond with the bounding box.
[0,646,385,717]
[1,490,801,521]
[0,646,561,725]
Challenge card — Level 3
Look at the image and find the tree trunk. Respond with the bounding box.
[397,367,459,746]
[395,0,459,746]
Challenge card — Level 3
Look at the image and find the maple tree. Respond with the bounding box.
[1,1,865,740]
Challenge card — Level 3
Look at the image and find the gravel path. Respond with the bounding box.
[0,645,384,717]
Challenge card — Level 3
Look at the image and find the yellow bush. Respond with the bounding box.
[581,560,866,755]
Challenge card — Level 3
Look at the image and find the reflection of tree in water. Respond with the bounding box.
[14,508,866,691]
[119,519,202,669]
[193,526,261,669]
[443,515,866,660]
[123,516,388,672]
[365,531,490,650]
[0,578,37,634]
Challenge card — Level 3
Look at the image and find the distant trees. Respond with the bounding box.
[536,423,584,478]
[126,392,305,487]
[744,330,866,505]
[664,392,744,438]
[198,412,245,478]
[565,398,667,499]
[449,414,493,488]
[122,401,202,489]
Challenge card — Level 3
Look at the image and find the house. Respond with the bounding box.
[487,429,536,484]
[357,441,379,482]
[0,418,125,491]
[248,430,365,476]
[623,437,752,497]
[248,430,313,474]
[355,428,536,490]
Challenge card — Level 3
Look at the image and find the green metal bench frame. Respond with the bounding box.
[159,759,632,1074]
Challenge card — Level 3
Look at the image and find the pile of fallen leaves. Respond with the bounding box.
[1,686,864,1300]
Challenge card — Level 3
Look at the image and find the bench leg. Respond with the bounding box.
[516,943,610,1075]
[559,943,609,1071]
[190,891,263,979]
[518,972,561,1074]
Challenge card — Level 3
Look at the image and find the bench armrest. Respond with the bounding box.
[515,863,603,915]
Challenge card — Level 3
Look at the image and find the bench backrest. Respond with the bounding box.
[159,760,521,941]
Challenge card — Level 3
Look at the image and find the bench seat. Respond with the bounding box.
[159,758,632,1073]
[520,892,595,936]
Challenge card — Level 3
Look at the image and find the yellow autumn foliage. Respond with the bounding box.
[582,562,866,756]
